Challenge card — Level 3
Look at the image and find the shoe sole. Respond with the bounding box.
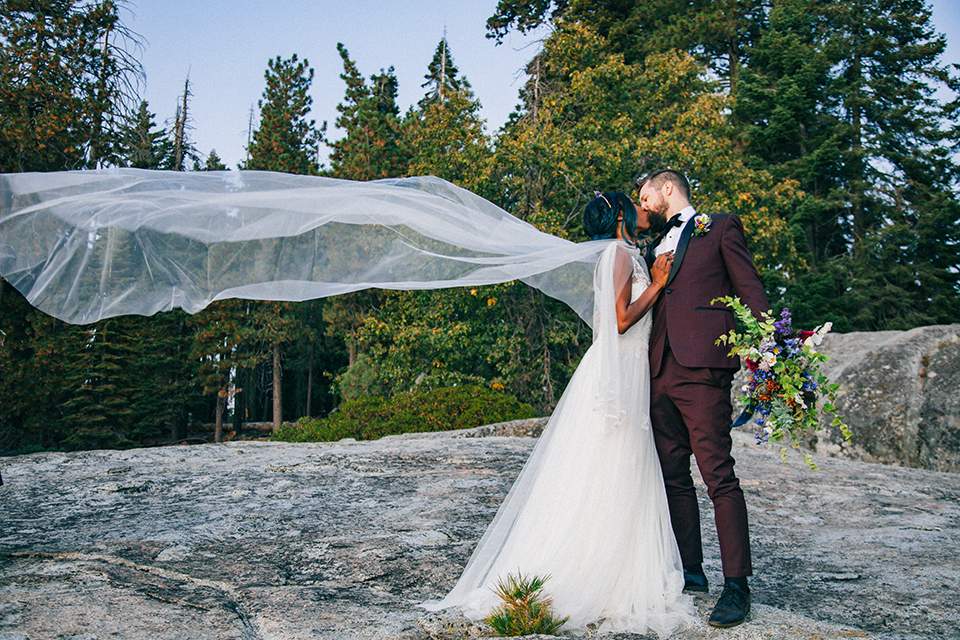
[683,584,709,593]
[708,605,750,628]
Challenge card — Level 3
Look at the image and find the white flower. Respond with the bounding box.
[804,322,833,348]
[760,352,777,370]
[794,392,806,408]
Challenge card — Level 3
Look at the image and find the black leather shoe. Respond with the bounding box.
[683,568,709,593]
[708,582,750,628]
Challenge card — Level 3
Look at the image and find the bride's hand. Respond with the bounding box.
[650,252,673,288]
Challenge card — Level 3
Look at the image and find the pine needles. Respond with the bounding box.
[485,572,569,636]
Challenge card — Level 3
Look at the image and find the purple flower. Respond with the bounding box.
[774,308,793,336]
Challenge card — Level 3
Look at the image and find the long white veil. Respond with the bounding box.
[0,169,606,326]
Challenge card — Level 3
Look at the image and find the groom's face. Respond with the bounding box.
[638,183,670,232]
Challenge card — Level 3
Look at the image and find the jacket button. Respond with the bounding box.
[665,288,673,294]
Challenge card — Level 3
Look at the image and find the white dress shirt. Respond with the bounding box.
[655,205,696,256]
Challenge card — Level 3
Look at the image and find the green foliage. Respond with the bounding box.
[121,100,175,169]
[195,149,228,171]
[405,44,495,197]
[328,43,409,180]
[271,384,536,443]
[0,283,73,453]
[338,284,587,415]
[243,53,323,175]
[493,23,801,277]
[418,37,465,107]
[0,0,141,171]
[488,0,960,333]
[3,0,958,455]
[484,573,569,637]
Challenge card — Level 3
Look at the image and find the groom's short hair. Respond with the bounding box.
[636,169,690,200]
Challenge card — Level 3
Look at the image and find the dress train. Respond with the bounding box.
[423,242,694,637]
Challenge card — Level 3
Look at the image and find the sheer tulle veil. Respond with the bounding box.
[0,169,607,325]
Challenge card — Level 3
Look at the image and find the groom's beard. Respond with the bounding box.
[647,204,669,234]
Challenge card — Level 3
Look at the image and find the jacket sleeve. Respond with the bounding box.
[719,214,770,318]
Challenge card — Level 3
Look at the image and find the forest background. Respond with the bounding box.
[1,0,958,454]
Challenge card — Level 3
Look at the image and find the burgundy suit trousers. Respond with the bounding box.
[650,347,752,578]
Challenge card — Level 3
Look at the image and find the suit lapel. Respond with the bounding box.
[666,216,696,287]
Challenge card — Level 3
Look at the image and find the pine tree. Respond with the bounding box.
[734,0,848,263]
[237,53,327,429]
[122,100,175,169]
[406,39,493,194]
[328,43,409,180]
[824,0,956,252]
[243,54,323,175]
[419,36,464,107]
[195,149,228,171]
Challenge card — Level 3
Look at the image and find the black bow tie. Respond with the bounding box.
[661,214,683,233]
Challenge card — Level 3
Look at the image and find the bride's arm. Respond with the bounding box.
[615,251,672,334]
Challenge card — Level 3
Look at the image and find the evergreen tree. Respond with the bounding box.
[243,54,323,175]
[328,43,409,180]
[122,100,175,169]
[194,148,228,171]
[190,299,260,441]
[58,319,138,449]
[734,0,848,262]
[0,285,72,453]
[824,0,956,253]
[737,0,960,330]
[324,45,410,391]
[406,38,493,194]
[239,53,327,429]
[419,36,464,107]
[0,0,91,171]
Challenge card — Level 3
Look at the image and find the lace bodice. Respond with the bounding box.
[623,253,652,346]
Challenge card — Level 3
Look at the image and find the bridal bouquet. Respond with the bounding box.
[713,296,850,468]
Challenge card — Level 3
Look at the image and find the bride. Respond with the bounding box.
[423,192,695,637]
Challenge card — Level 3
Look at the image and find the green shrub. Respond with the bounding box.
[485,573,568,636]
[272,384,537,443]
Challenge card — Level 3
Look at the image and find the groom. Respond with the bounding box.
[636,169,770,628]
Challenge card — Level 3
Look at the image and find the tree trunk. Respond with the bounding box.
[173,75,190,171]
[305,343,314,416]
[272,342,282,431]
[170,405,188,442]
[215,388,226,443]
[849,2,865,259]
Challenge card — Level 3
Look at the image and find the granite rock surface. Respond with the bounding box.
[2,425,959,639]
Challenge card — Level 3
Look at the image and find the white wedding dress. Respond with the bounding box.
[423,242,694,637]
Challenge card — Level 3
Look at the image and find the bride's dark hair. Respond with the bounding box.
[583,192,639,245]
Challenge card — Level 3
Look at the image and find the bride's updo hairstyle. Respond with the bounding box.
[583,191,640,246]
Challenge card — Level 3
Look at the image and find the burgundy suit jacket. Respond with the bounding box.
[647,213,770,378]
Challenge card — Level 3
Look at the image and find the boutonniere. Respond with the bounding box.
[692,213,712,237]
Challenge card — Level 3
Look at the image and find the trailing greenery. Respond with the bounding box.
[271,385,536,443]
[484,573,569,637]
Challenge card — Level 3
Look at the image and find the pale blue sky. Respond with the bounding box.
[129,0,960,169]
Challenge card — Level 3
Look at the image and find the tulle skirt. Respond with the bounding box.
[423,338,695,637]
